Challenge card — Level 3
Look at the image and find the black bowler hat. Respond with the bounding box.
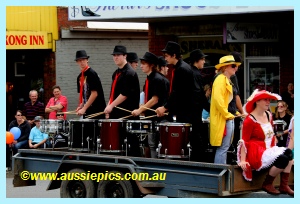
[190,49,208,62]
[162,41,181,54]
[127,52,139,62]
[158,56,167,67]
[111,45,127,55]
[140,52,158,65]
[75,50,89,61]
[230,51,243,63]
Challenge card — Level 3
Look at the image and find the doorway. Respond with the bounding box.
[244,57,280,112]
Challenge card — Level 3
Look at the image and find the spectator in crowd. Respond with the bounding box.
[75,50,106,119]
[157,56,170,104]
[274,100,293,147]
[6,110,31,171]
[45,85,68,119]
[202,84,211,120]
[28,116,49,149]
[286,116,294,159]
[237,89,293,196]
[281,82,294,113]
[8,110,31,154]
[126,52,139,70]
[210,55,241,164]
[23,90,45,127]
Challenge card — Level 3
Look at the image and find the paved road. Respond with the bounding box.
[6,177,60,198]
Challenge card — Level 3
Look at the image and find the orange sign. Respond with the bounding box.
[6,31,49,49]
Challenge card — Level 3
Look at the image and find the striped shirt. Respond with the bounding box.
[23,101,45,121]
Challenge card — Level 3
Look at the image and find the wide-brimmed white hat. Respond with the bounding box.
[215,55,241,70]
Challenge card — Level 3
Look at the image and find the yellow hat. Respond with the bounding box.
[215,55,241,70]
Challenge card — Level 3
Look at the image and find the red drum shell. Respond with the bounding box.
[98,119,126,152]
[157,122,191,157]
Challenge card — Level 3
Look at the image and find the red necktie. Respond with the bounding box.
[109,72,121,104]
[144,78,149,103]
[169,69,175,94]
[79,65,89,104]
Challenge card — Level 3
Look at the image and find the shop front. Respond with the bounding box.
[6,6,58,127]
[68,6,293,105]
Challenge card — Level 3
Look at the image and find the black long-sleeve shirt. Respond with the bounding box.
[8,120,31,142]
[164,59,197,123]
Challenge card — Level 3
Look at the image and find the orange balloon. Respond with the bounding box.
[6,131,14,144]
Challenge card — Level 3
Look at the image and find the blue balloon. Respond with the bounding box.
[10,127,21,140]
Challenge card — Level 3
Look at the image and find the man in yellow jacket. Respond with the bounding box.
[210,55,241,164]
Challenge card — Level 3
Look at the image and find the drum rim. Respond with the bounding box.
[69,119,97,122]
[156,122,191,126]
[41,119,61,121]
[98,119,126,122]
[126,120,152,123]
[273,120,285,124]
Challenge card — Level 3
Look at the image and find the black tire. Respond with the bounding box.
[60,168,95,198]
[97,171,134,198]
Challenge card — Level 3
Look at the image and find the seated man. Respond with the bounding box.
[28,116,49,148]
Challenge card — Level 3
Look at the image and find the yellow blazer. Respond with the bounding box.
[210,74,235,146]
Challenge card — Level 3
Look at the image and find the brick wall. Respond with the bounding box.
[43,52,56,108]
[57,7,87,33]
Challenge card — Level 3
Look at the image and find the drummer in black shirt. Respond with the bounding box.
[131,52,169,158]
[75,50,106,119]
[189,49,211,162]
[104,45,140,120]
[155,42,210,162]
[155,41,197,123]
[157,56,170,98]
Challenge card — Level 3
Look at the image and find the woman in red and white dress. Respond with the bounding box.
[237,89,294,196]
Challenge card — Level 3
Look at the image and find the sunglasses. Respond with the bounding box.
[231,64,237,68]
[277,105,285,108]
[56,114,64,116]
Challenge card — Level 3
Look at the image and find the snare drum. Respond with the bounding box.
[69,119,99,152]
[126,120,153,133]
[40,119,65,134]
[273,120,285,139]
[157,122,192,159]
[98,119,126,153]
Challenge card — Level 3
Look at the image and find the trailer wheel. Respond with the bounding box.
[60,168,95,198]
[97,171,134,198]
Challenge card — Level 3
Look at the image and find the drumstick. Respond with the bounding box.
[86,112,104,118]
[141,106,169,115]
[118,115,132,119]
[141,115,157,120]
[62,110,77,114]
[115,106,132,113]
